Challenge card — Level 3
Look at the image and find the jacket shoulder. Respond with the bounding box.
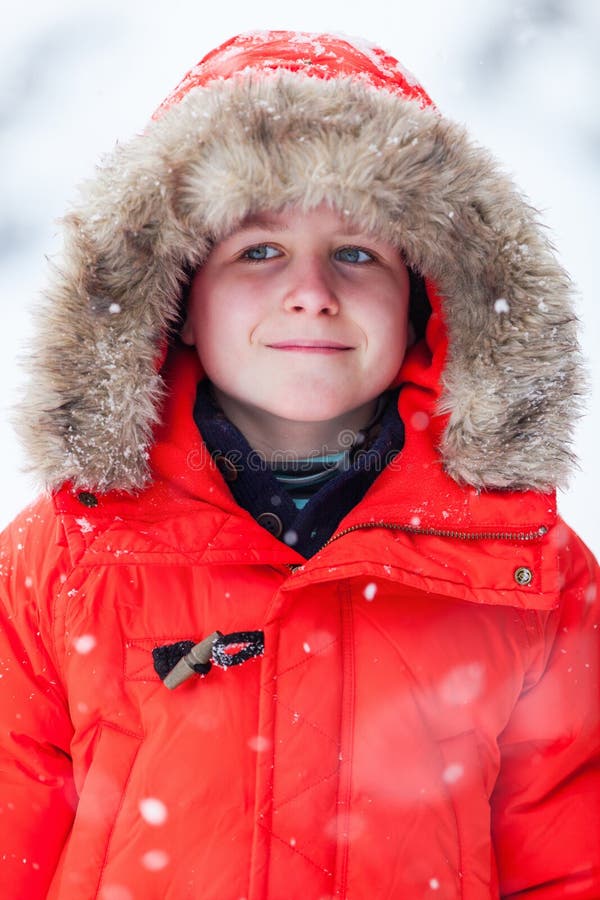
[0,494,74,622]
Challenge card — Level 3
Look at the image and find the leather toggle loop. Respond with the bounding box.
[211,631,265,668]
[153,630,265,690]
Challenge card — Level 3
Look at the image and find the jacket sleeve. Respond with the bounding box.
[0,500,77,899]
[492,522,600,899]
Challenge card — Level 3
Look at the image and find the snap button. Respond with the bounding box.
[514,566,533,586]
[77,491,98,508]
[213,454,240,482]
[257,512,283,538]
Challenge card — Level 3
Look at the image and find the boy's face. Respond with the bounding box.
[182,204,410,442]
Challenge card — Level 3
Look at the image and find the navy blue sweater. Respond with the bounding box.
[193,381,405,558]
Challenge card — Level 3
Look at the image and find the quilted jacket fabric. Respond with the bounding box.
[1,31,598,899]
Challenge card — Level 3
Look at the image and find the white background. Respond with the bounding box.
[1,0,598,554]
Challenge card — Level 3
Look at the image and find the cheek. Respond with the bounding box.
[369,296,409,355]
[366,315,409,392]
[187,281,228,347]
[193,317,228,372]
[191,299,255,382]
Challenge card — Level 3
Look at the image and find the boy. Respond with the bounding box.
[0,31,598,899]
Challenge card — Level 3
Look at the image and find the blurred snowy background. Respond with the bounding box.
[1,0,598,554]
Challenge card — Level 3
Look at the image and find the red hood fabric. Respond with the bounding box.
[154,31,434,117]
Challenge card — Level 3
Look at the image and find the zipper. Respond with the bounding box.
[286,522,548,572]
[321,521,548,548]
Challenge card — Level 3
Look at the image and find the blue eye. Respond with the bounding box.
[243,244,280,261]
[335,247,374,264]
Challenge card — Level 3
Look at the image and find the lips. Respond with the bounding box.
[266,339,353,352]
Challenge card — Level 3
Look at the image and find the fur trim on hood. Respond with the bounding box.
[17,31,583,494]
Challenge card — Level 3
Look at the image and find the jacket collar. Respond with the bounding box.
[192,379,405,559]
[148,346,557,535]
[52,345,559,611]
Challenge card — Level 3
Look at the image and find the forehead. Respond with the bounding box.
[228,204,384,240]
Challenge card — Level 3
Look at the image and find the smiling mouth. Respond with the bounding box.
[266,340,353,353]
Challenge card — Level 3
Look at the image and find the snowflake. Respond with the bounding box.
[139,797,168,826]
[363,582,377,601]
[73,635,97,655]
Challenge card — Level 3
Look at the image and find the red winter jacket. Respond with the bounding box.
[1,31,599,900]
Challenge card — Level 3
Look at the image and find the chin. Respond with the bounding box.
[271,398,360,424]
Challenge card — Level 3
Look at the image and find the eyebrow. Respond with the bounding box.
[230,215,377,241]
[234,214,290,233]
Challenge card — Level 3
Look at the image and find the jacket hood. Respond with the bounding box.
[17,30,583,494]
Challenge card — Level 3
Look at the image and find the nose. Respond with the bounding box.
[282,259,340,316]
